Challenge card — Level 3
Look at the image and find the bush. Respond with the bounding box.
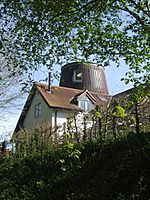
[0,132,150,199]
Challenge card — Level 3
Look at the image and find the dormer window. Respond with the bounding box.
[73,70,82,83]
[79,100,93,112]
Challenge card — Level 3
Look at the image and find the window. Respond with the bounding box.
[35,103,41,117]
[73,70,82,82]
[97,95,108,102]
[79,101,93,112]
[79,101,85,110]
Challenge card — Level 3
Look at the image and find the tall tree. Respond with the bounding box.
[0,55,24,117]
[1,0,150,85]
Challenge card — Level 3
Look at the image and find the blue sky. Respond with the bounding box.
[0,62,133,141]
[105,62,133,95]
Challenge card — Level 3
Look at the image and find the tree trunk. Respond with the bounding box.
[135,101,140,135]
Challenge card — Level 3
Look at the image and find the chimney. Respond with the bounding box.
[48,72,51,93]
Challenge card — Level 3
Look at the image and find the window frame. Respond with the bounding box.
[34,103,42,117]
[73,70,82,83]
[79,100,93,112]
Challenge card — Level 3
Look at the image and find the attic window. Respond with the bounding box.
[35,103,41,117]
[79,100,93,112]
[73,70,82,83]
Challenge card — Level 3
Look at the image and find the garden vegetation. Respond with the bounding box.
[1,131,150,200]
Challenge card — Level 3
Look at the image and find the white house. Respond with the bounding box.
[14,62,111,137]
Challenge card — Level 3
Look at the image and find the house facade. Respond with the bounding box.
[14,62,150,138]
[14,62,111,136]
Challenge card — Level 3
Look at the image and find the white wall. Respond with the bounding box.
[51,110,70,136]
[23,90,52,129]
[51,109,93,138]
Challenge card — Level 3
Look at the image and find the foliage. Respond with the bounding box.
[1,132,150,199]
[1,0,150,84]
[112,105,127,118]
[12,125,57,158]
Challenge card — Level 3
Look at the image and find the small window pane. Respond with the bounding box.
[97,95,108,102]
[86,102,92,111]
[79,101,93,112]
[76,70,82,80]
[79,101,85,110]
[35,103,42,117]
[73,70,82,82]
[38,103,41,116]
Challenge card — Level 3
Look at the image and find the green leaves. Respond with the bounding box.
[112,105,127,118]
[1,0,150,85]
[1,132,150,199]
[95,111,102,119]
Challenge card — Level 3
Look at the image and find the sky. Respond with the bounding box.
[0,62,133,141]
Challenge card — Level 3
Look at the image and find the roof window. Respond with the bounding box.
[97,95,108,102]
[73,70,82,83]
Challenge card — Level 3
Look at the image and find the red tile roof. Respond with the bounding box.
[36,83,111,110]
[14,82,111,132]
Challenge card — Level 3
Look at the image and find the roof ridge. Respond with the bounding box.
[35,82,111,96]
[36,82,84,92]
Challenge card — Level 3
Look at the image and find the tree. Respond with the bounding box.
[0,55,25,117]
[1,0,150,85]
